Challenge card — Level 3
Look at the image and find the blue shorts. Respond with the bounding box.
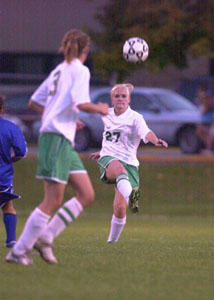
[201,112,214,125]
[0,186,20,208]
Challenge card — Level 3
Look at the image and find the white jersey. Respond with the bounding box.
[100,107,151,167]
[31,59,90,145]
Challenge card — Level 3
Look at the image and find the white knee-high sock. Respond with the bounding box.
[116,173,132,204]
[39,197,83,244]
[13,207,50,255]
[107,215,126,243]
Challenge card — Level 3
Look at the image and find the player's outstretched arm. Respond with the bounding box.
[78,103,109,115]
[146,131,168,148]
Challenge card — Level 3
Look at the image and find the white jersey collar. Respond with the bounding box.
[113,106,131,119]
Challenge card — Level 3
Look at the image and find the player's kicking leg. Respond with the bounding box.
[128,187,140,213]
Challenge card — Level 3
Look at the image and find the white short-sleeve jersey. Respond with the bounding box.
[31,59,90,145]
[99,107,151,167]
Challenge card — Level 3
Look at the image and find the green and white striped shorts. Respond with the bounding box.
[98,155,139,189]
[36,132,87,184]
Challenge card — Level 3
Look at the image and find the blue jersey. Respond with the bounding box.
[0,117,27,187]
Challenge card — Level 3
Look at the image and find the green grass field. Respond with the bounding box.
[1,157,214,300]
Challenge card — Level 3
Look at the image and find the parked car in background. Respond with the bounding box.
[1,87,40,141]
[75,87,202,153]
[23,86,203,153]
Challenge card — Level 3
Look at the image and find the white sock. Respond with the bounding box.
[116,173,132,204]
[39,197,83,244]
[13,207,50,255]
[107,214,126,243]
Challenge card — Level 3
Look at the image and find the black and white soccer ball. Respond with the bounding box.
[123,37,149,63]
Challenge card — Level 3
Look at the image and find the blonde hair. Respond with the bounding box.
[59,29,90,63]
[110,83,134,98]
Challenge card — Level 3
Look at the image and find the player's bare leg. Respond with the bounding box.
[107,188,127,243]
[35,173,94,263]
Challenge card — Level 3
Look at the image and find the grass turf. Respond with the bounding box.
[1,157,214,300]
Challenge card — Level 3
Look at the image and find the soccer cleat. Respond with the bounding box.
[6,240,16,248]
[6,250,33,265]
[34,239,58,264]
[107,240,117,244]
[129,188,140,213]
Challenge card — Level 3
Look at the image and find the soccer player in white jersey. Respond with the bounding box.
[6,29,108,265]
[90,83,168,244]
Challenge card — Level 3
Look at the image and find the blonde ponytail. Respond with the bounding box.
[59,29,90,63]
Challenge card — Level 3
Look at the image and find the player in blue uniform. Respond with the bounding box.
[0,96,27,247]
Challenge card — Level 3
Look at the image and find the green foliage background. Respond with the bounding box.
[88,0,214,82]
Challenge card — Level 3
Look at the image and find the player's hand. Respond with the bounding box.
[11,155,22,163]
[97,102,109,115]
[89,151,100,161]
[155,139,168,148]
[76,119,85,130]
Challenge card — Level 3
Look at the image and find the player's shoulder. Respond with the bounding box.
[46,64,63,82]
[101,107,115,124]
[0,117,20,131]
[50,61,64,74]
[129,107,142,119]
[70,58,87,69]
[128,108,146,126]
[79,65,90,79]
[73,59,90,76]
[0,117,13,126]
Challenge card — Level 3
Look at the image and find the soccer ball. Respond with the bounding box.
[123,37,149,63]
